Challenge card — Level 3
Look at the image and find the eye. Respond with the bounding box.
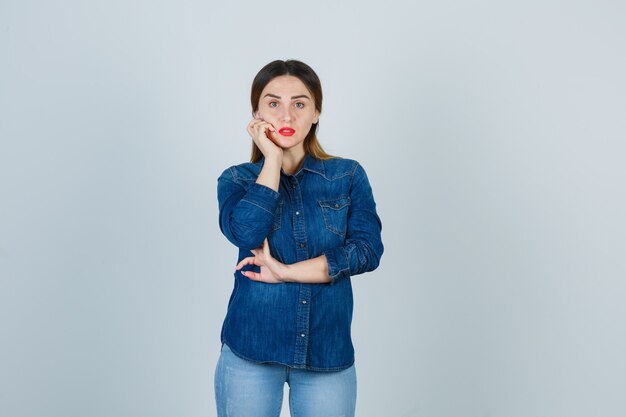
[295,102,305,109]
[269,101,278,108]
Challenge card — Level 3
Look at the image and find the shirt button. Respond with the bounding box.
[296,211,300,215]
[335,203,339,208]
[300,334,306,337]
[302,300,307,304]
[299,243,305,248]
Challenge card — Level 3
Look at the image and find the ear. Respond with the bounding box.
[313,110,320,124]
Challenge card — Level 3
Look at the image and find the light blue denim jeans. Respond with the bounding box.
[214,343,357,417]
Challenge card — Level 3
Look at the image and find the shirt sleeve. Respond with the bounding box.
[321,162,384,284]
[217,167,281,250]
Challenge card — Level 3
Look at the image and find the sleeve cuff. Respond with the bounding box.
[322,246,350,285]
[241,182,281,214]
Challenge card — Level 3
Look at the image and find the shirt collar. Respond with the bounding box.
[257,153,326,178]
[299,153,326,177]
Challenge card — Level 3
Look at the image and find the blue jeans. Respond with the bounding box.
[214,343,357,417]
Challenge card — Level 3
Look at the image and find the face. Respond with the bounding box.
[256,75,320,152]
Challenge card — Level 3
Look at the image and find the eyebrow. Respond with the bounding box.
[263,93,311,100]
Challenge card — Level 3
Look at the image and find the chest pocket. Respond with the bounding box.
[270,199,283,233]
[318,196,351,237]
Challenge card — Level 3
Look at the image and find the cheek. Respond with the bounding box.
[263,108,281,120]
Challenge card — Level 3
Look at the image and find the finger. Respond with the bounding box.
[241,270,261,281]
[248,119,266,128]
[247,120,265,136]
[255,121,276,134]
[262,238,271,254]
[263,121,276,132]
[248,123,269,142]
[245,250,264,263]
[235,256,255,270]
[250,250,265,263]
[247,119,268,132]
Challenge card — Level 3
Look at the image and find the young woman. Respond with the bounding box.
[214,59,384,417]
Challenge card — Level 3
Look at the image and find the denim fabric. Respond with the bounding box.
[216,153,384,371]
[214,343,356,417]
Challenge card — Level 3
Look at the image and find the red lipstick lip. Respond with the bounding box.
[278,127,295,136]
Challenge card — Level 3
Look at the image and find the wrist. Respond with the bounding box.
[278,263,295,283]
[263,153,283,167]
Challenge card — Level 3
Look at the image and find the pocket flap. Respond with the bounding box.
[318,197,351,210]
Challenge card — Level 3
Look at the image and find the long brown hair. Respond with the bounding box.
[250,59,336,163]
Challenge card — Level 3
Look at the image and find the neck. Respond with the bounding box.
[281,146,306,175]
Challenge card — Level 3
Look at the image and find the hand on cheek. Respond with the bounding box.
[258,114,278,142]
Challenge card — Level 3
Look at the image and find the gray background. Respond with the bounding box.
[1,0,625,416]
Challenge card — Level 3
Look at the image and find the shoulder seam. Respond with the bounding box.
[228,166,243,185]
[350,160,360,177]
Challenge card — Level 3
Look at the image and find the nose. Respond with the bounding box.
[279,105,294,122]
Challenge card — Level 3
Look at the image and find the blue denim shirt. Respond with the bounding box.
[216,153,384,371]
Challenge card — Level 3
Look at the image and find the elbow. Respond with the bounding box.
[351,238,384,274]
[366,241,383,272]
[221,220,268,251]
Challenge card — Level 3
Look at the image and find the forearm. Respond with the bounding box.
[280,255,332,284]
[321,238,383,284]
[218,169,281,250]
[256,156,282,192]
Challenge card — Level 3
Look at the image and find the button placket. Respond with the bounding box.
[291,176,309,262]
[294,284,311,367]
[292,172,311,367]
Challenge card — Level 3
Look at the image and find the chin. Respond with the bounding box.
[273,135,301,147]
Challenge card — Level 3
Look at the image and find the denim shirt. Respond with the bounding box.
[216,153,384,371]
